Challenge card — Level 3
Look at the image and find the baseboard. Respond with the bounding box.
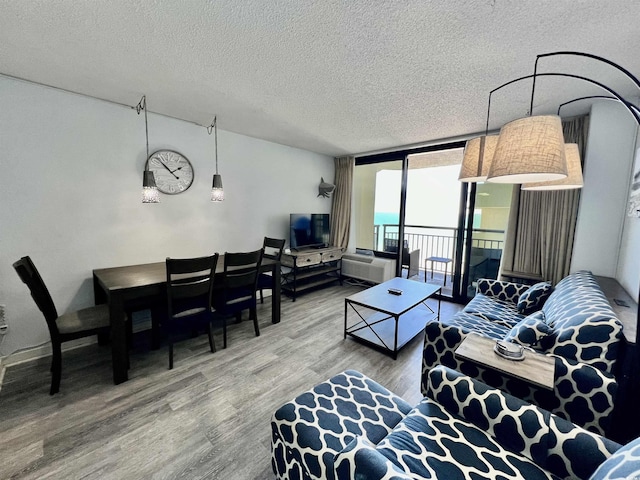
[0,356,5,394]
[1,337,97,368]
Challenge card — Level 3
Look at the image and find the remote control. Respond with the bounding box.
[388,288,403,295]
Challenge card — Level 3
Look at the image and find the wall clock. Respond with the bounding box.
[145,150,194,194]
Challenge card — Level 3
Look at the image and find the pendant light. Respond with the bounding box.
[522,143,583,190]
[487,115,568,184]
[458,135,499,182]
[137,95,160,203]
[208,116,224,202]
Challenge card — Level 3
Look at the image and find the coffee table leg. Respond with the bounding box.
[344,299,347,339]
[393,314,399,360]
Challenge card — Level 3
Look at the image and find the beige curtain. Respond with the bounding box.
[330,156,354,249]
[500,116,588,284]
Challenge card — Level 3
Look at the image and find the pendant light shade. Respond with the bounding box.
[458,135,499,182]
[487,115,568,183]
[142,170,161,203]
[522,143,583,190]
[211,174,224,202]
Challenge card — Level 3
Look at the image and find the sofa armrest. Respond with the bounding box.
[476,278,530,302]
[333,437,412,480]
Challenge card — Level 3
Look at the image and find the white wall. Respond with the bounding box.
[617,133,640,301]
[571,101,638,295]
[0,76,333,356]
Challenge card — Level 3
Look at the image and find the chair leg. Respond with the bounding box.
[208,323,216,353]
[50,342,62,395]
[169,341,174,370]
[252,308,260,337]
[259,288,264,304]
[223,318,227,349]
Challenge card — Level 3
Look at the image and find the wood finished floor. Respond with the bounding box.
[0,283,462,480]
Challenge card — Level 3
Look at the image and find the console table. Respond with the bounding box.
[455,333,555,390]
[281,246,343,301]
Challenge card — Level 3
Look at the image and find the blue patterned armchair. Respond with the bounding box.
[421,270,624,436]
[272,365,639,479]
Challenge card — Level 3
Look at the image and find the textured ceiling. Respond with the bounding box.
[1,1,639,156]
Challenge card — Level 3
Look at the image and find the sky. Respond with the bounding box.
[374,164,462,228]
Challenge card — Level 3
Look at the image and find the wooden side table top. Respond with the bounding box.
[455,333,555,390]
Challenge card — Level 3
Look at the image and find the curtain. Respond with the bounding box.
[330,156,354,249]
[500,115,589,284]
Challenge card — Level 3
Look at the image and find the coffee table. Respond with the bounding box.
[344,277,441,359]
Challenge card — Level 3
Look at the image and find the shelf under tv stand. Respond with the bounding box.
[281,246,343,301]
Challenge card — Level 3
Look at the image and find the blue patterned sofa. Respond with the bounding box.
[421,270,624,436]
[271,365,640,479]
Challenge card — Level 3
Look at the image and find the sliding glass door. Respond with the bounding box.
[354,142,511,302]
[405,149,463,298]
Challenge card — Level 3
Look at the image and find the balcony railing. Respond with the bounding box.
[373,224,505,275]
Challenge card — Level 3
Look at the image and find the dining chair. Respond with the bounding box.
[212,249,264,348]
[13,256,115,395]
[257,237,285,304]
[165,253,219,370]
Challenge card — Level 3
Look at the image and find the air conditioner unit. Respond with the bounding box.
[341,254,396,284]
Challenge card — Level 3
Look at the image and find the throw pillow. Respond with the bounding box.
[504,311,553,349]
[516,282,554,314]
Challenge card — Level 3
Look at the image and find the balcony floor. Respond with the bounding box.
[402,267,454,298]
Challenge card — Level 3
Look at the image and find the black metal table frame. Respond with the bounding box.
[344,290,440,359]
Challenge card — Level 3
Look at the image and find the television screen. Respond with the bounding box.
[290,213,330,249]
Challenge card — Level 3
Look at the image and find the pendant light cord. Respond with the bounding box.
[208,116,218,174]
[136,95,149,164]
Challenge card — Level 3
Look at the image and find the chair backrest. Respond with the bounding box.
[13,256,60,336]
[166,254,219,317]
[263,237,286,261]
[223,249,264,292]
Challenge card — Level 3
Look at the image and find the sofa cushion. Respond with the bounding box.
[590,436,640,480]
[375,399,556,480]
[442,312,512,341]
[517,282,554,314]
[463,293,525,327]
[505,311,553,349]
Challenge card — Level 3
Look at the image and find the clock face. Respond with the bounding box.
[145,150,194,194]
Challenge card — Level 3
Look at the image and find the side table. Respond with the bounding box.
[455,333,555,390]
[425,256,452,286]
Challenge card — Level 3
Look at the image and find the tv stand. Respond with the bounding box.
[281,246,343,301]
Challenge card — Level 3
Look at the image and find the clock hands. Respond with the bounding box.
[159,161,179,179]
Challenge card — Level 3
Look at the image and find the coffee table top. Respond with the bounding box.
[345,277,441,316]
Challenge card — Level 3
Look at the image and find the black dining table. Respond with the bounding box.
[93,256,280,385]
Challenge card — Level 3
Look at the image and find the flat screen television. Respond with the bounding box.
[290,213,330,250]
